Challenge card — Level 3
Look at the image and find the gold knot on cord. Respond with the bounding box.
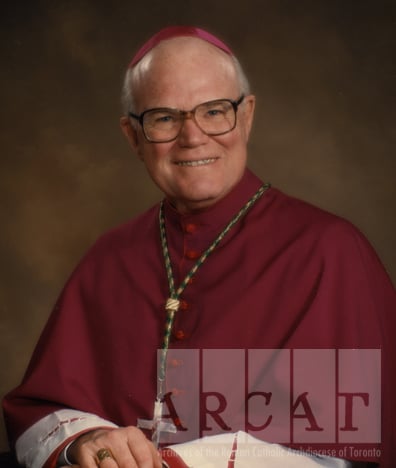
[165,298,180,313]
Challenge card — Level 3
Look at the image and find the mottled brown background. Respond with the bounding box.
[1,0,395,453]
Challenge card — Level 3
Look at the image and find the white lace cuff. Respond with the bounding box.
[15,409,118,468]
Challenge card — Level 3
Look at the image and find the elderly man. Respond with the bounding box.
[3,26,396,468]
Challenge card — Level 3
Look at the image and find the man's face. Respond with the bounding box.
[121,38,255,213]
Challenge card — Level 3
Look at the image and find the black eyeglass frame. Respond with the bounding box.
[128,95,245,143]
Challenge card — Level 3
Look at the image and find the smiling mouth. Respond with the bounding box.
[175,158,218,167]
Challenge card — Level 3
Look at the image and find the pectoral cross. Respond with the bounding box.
[137,398,177,448]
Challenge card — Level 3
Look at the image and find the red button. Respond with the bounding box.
[173,417,183,427]
[185,249,200,260]
[171,387,185,397]
[185,223,197,234]
[174,330,186,340]
[179,300,189,311]
[169,358,183,367]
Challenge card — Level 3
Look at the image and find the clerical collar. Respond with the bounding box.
[162,169,266,233]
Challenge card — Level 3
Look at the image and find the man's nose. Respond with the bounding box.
[177,113,208,146]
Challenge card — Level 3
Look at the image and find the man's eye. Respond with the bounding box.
[205,107,226,118]
[207,109,222,116]
[155,114,175,123]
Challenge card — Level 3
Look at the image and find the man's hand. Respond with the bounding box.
[66,426,162,467]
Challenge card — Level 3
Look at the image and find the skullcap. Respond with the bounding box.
[129,26,233,68]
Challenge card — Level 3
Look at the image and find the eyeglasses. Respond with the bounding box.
[129,95,245,143]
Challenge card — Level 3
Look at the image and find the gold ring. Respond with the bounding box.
[96,448,114,464]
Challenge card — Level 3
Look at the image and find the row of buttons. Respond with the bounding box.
[184,223,200,260]
[177,223,198,340]
[162,223,199,405]
[172,299,190,341]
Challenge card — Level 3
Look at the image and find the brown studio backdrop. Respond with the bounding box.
[1,0,395,453]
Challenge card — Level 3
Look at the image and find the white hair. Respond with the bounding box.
[121,52,251,116]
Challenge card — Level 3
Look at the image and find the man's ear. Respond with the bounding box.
[241,94,256,139]
[120,116,143,158]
